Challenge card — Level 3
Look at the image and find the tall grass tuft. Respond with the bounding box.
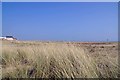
[1,41,119,78]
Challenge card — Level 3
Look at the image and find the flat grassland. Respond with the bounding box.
[1,40,119,78]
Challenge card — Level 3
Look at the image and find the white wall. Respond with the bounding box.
[6,38,14,40]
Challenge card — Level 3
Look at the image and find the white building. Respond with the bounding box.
[0,36,17,41]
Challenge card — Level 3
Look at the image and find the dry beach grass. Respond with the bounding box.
[1,40,119,78]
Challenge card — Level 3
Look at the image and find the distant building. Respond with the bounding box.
[0,36,17,41]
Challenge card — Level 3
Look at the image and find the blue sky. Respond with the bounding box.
[0,2,2,37]
[2,2,118,41]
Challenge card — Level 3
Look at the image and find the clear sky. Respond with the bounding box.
[2,2,118,42]
[0,2,2,37]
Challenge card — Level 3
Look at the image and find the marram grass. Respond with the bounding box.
[1,41,119,78]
